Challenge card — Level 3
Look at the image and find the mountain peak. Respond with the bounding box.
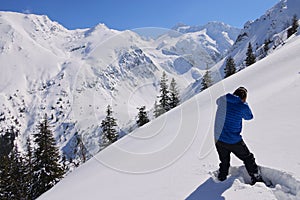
[93,23,109,30]
[171,22,189,31]
[227,0,300,69]
[171,21,239,34]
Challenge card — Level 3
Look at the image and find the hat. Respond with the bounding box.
[233,87,248,100]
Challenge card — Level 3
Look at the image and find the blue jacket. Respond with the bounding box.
[214,93,253,144]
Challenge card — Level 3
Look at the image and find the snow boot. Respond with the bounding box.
[250,173,264,185]
[217,173,227,181]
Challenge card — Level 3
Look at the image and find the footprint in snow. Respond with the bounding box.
[221,166,300,200]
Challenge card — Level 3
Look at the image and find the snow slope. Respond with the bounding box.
[224,0,300,70]
[0,11,239,165]
[0,11,240,164]
[183,0,300,101]
[39,34,300,199]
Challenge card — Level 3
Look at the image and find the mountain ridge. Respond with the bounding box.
[0,10,238,167]
[1,0,299,176]
[39,30,300,200]
[182,0,300,101]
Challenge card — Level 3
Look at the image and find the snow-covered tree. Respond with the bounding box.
[159,72,170,113]
[136,106,150,127]
[288,14,299,38]
[8,144,26,199]
[201,67,213,91]
[169,78,180,109]
[0,127,25,200]
[263,39,271,56]
[100,105,118,148]
[224,56,236,78]
[0,142,27,199]
[32,114,65,199]
[153,101,162,118]
[245,42,256,66]
[23,137,34,199]
[0,153,10,199]
[0,126,17,158]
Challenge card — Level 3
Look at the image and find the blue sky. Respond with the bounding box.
[0,0,279,30]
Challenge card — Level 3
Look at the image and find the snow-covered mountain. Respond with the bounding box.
[39,30,300,200]
[1,0,300,198]
[227,0,300,68]
[153,22,239,75]
[140,21,240,77]
[0,11,238,166]
[183,0,300,101]
[172,21,240,59]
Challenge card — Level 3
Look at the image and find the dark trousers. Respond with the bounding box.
[216,140,259,177]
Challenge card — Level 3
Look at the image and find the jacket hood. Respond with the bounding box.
[225,93,242,104]
[216,93,243,106]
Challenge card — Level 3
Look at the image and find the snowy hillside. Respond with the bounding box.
[39,32,300,200]
[223,0,300,70]
[0,11,238,166]
[184,0,300,101]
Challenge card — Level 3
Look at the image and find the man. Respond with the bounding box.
[214,87,263,185]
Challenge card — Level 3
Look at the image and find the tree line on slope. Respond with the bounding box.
[100,72,181,149]
[0,72,181,199]
[0,114,64,200]
[224,14,299,78]
[154,72,180,118]
[1,15,297,199]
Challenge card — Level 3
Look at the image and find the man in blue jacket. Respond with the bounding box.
[214,87,263,185]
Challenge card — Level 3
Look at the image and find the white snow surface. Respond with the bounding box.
[226,0,300,69]
[0,11,238,142]
[0,11,238,161]
[39,34,300,199]
[182,0,300,101]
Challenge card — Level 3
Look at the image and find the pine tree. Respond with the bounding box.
[136,106,150,127]
[201,67,213,91]
[245,42,256,66]
[100,105,118,148]
[153,101,162,118]
[263,39,271,56]
[288,14,299,38]
[32,114,65,199]
[224,56,236,78]
[8,144,25,199]
[292,15,299,34]
[23,137,34,199]
[0,143,26,199]
[169,78,180,109]
[0,128,24,200]
[0,127,17,158]
[159,72,170,113]
[0,154,12,199]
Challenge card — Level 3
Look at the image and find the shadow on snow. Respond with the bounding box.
[186,166,300,200]
[185,177,234,200]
